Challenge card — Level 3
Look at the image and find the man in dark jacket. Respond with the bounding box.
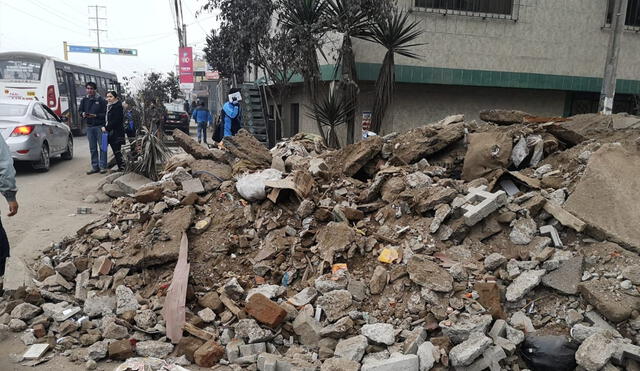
[79,82,108,174]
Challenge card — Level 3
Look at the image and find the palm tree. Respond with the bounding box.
[325,0,370,145]
[305,89,355,149]
[364,11,424,134]
[279,0,330,143]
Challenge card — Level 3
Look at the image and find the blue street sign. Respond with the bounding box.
[67,45,138,56]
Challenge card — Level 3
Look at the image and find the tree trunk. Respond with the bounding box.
[340,34,359,145]
[371,51,394,134]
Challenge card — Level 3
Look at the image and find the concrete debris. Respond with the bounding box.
[5,111,640,371]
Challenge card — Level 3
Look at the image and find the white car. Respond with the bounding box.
[0,99,73,171]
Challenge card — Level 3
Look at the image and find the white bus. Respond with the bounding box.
[0,51,120,135]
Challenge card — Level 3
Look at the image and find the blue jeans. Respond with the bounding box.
[196,122,208,142]
[87,126,107,170]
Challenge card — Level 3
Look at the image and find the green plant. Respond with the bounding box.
[279,0,331,143]
[127,127,171,181]
[364,11,424,134]
[305,90,354,148]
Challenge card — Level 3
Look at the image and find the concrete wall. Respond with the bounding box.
[280,82,567,138]
[347,0,640,81]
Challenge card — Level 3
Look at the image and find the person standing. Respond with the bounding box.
[104,91,126,171]
[214,88,242,141]
[122,98,140,144]
[79,82,107,174]
[0,134,18,277]
[191,102,212,144]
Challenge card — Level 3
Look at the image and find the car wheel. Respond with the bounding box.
[61,136,73,160]
[33,143,50,172]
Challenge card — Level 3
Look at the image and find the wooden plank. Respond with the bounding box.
[219,293,242,315]
[183,322,215,341]
[163,233,190,344]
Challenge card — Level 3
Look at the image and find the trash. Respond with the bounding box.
[519,335,579,371]
[23,343,50,360]
[378,248,399,263]
[235,168,282,201]
[511,136,529,167]
[76,207,92,214]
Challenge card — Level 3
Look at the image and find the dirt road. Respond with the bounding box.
[0,136,113,370]
[3,136,110,290]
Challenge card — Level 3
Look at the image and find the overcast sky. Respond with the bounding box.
[0,0,220,79]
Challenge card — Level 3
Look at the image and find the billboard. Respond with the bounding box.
[178,47,194,86]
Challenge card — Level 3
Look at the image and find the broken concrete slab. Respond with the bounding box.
[407,255,453,292]
[578,279,640,322]
[113,173,152,194]
[449,333,492,367]
[462,131,513,182]
[564,144,640,252]
[337,135,383,177]
[223,129,272,170]
[334,335,368,362]
[506,269,546,302]
[540,225,563,247]
[390,123,465,165]
[542,255,583,295]
[360,354,419,371]
[479,109,531,125]
[172,128,215,160]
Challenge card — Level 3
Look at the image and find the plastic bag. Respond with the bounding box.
[100,132,109,152]
[519,335,579,371]
[527,135,544,166]
[235,169,282,201]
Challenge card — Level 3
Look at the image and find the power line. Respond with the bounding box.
[0,0,87,35]
[32,0,86,27]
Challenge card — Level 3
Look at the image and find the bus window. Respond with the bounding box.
[56,69,68,95]
[101,77,108,91]
[74,73,81,85]
[0,57,43,81]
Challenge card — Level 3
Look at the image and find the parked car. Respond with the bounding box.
[0,99,73,171]
[163,103,190,134]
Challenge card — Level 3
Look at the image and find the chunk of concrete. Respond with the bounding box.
[461,186,507,227]
[113,173,152,194]
[540,225,563,247]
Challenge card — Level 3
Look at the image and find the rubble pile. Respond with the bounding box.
[3,112,640,371]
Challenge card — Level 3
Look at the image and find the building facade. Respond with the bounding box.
[275,0,640,141]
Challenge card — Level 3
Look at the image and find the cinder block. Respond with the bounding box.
[540,225,563,247]
[361,354,419,371]
[461,186,507,226]
[488,319,507,341]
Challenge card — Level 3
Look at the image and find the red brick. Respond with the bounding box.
[32,324,46,338]
[245,293,287,328]
[176,336,204,362]
[193,340,225,367]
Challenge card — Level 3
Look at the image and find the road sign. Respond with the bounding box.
[67,45,138,56]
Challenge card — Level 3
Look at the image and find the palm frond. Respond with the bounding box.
[127,127,171,181]
[363,11,425,59]
[304,91,355,148]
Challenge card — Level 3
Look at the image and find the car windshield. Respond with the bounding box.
[0,57,43,81]
[0,103,29,116]
[164,103,184,112]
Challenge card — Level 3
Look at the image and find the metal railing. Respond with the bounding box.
[412,0,519,21]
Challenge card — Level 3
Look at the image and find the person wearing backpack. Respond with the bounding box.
[214,88,242,142]
[191,102,213,144]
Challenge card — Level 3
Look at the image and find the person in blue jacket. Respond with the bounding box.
[191,102,213,144]
[214,88,242,142]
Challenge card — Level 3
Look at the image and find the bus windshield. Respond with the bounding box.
[0,103,29,117]
[0,58,43,81]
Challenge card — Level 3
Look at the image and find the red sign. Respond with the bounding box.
[178,47,194,84]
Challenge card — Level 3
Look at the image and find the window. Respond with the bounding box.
[414,0,517,20]
[42,105,59,121]
[32,104,47,119]
[0,103,28,116]
[606,0,640,30]
[0,57,43,81]
[56,69,68,95]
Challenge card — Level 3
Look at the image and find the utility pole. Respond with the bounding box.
[599,0,629,115]
[88,5,107,69]
[173,0,187,47]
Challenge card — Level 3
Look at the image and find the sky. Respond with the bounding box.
[0,0,220,80]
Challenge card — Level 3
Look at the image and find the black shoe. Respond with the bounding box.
[86,168,99,175]
[99,169,108,174]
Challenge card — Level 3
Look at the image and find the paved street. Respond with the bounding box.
[2,136,110,290]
